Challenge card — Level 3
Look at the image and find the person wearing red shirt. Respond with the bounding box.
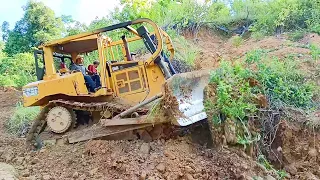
[88,60,101,89]
[88,60,99,74]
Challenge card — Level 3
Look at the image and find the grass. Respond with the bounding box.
[288,30,306,42]
[5,102,40,135]
[258,154,288,179]
[310,44,320,61]
[231,36,243,47]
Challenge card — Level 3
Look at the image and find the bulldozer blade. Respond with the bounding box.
[165,70,211,126]
[67,123,152,143]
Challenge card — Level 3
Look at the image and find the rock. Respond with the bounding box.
[28,175,37,180]
[0,163,18,180]
[140,171,147,180]
[149,125,163,139]
[30,158,39,165]
[72,172,79,178]
[16,157,25,165]
[277,146,282,152]
[185,173,195,180]
[56,137,68,146]
[139,130,153,142]
[156,163,166,173]
[264,175,276,180]
[284,164,297,175]
[236,173,253,180]
[22,169,30,177]
[43,140,56,146]
[184,166,195,174]
[185,158,193,163]
[140,143,151,154]
[304,172,318,180]
[40,148,47,153]
[242,163,248,170]
[3,152,14,162]
[308,148,318,157]
[79,174,86,180]
[25,155,31,161]
[164,150,175,160]
[16,165,25,170]
[42,174,51,180]
[89,168,98,176]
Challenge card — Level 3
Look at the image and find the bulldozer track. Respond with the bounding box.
[26,99,149,150]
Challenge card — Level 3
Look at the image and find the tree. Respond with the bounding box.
[88,17,111,30]
[4,1,64,56]
[0,40,5,58]
[1,21,9,41]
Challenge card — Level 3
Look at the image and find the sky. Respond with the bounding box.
[0,0,120,29]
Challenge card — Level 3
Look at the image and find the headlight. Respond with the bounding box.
[23,86,38,97]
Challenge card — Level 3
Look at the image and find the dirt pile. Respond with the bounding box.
[0,88,270,180]
[0,132,269,179]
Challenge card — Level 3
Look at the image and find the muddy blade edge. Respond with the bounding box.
[166,70,211,126]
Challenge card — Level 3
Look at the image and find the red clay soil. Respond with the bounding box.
[275,120,320,180]
[190,31,319,70]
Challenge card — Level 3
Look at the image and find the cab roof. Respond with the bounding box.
[38,20,136,54]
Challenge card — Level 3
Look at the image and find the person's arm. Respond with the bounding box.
[85,67,93,75]
[70,64,81,72]
[88,65,95,74]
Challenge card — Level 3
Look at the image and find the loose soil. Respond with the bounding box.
[0,31,320,180]
[0,88,268,180]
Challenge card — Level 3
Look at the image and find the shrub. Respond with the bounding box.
[231,36,243,47]
[310,44,320,61]
[244,50,316,109]
[0,53,36,87]
[288,30,306,41]
[5,102,40,135]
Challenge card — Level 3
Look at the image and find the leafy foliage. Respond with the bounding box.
[0,53,36,87]
[206,61,257,121]
[4,0,64,56]
[310,44,320,61]
[5,102,39,135]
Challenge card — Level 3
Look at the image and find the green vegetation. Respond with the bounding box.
[5,102,39,135]
[258,155,288,180]
[231,36,243,47]
[205,49,317,147]
[244,49,316,109]
[0,0,320,88]
[0,53,36,87]
[310,44,320,61]
[288,30,306,41]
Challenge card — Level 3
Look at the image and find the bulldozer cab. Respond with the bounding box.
[23,18,176,107]
[33,50,73,81]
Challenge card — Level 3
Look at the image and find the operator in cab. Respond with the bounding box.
[71,56,100,93]
[88,60,101,88]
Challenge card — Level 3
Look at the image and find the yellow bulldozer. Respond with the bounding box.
[23,18,210,148]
